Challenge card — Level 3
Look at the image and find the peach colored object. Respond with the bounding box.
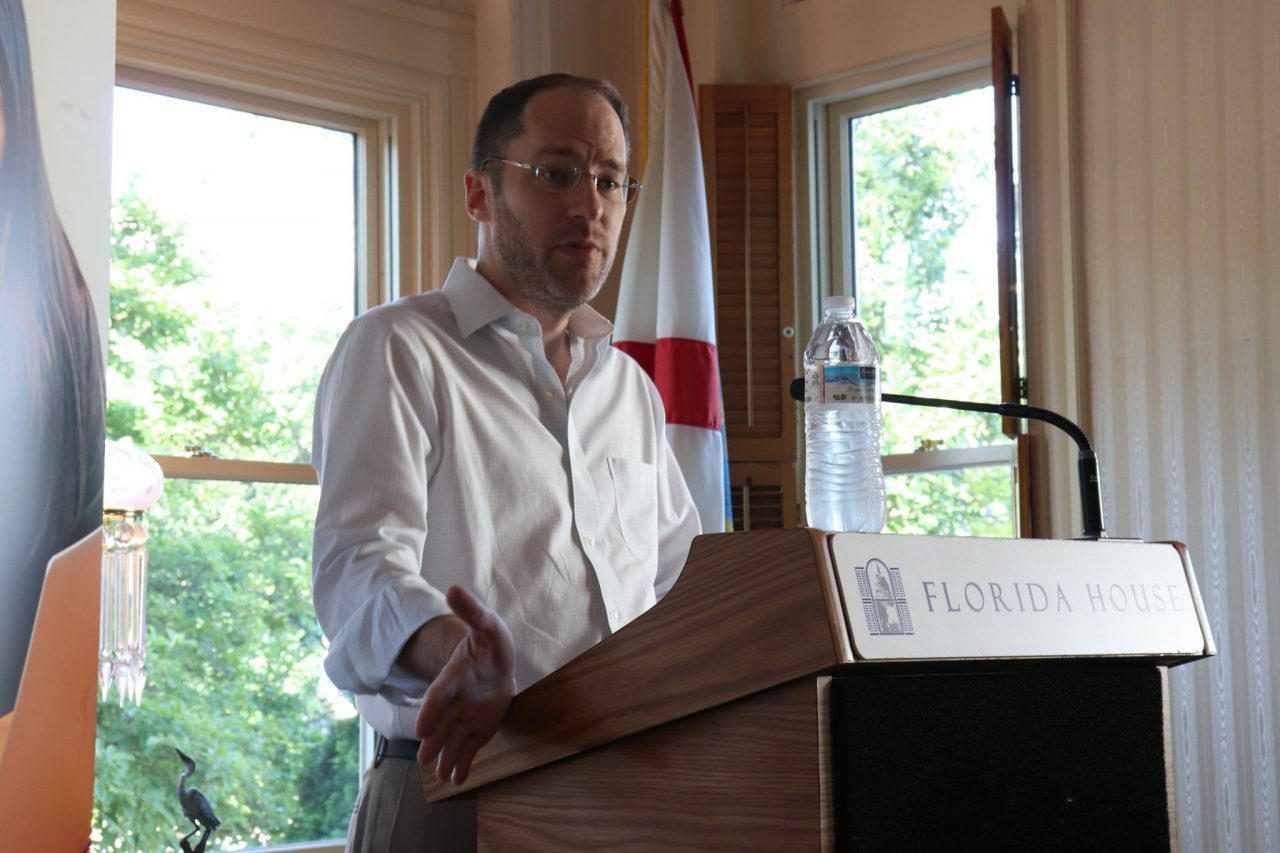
[0,527,100,851]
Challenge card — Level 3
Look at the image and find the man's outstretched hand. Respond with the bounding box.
[414,585,517,785]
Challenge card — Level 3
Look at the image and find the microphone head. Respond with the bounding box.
[789,377,804,402]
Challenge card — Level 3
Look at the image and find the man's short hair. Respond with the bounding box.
[469,73,631,177]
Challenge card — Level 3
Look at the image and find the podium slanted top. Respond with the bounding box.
[426,530,1214,802]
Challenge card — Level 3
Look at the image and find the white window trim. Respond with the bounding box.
[882,443,1020,538]
[113,74,367,491]
[883,443,1016,477]
[823,65,991,306]
[115,4,475,300]
[250,841,344,853]
[116,69,385,317]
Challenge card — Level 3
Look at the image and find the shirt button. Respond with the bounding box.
[543,390,554,400]
[611,609,621,621]
[517,320,529,332]
[585,535,596,548]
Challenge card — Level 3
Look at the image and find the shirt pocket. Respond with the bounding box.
[606,457,658,563]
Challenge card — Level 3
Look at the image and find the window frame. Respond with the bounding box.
[109,77,375,852]
[822,66,991,306]
[111,5,470,847]
[116,68,386,316]
[793,35,991,336]
[826,69,1015,506]
[114,5,473,302]
[794,37,1027,537]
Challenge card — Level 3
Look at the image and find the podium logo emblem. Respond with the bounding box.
[856,558,913,635]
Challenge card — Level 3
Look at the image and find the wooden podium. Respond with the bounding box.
[425,529,1214,851]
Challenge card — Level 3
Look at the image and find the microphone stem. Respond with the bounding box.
[881,392,1106,540]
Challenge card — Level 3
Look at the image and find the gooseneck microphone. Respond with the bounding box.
[788,379,1106,540]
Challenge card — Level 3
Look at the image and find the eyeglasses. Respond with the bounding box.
[483,157,642,205]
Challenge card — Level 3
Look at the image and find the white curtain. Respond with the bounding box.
[1075,1,1280,849]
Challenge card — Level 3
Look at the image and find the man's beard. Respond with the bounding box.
[491,195,612,317]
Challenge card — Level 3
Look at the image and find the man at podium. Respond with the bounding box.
[311,73,701,851]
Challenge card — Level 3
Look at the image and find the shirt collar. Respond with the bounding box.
[442,257,615,347]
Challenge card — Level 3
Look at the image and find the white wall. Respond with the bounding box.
[1075,1,1279,848]
[703,0,996,86]
[25,0,117,354]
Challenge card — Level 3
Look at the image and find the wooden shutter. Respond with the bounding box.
[699,85,796,466]
[730,462,797,531]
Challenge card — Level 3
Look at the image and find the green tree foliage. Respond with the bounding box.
[96,192,357,851]
[850,91,1014,536]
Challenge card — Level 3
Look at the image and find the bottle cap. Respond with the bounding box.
[822,294,855,311]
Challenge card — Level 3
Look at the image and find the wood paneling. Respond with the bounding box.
[474,678,827,851]
[426,529,850,800]
[701,85,797,464]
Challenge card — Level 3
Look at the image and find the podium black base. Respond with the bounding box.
[830,664,1172,851]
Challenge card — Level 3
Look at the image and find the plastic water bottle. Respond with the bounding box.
[803,294,886,532]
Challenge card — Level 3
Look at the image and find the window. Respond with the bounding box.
[819,67,1022,537]
[100,83,376,852]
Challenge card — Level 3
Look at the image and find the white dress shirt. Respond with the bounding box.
[312,257,701,738]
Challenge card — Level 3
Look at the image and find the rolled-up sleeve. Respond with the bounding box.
[311,309,451,702]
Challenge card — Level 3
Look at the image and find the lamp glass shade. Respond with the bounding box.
[104,440,164,512]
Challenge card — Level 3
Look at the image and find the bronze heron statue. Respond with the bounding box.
[175,748,221,853]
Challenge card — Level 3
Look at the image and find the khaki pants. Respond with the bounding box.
[345,754,476,852]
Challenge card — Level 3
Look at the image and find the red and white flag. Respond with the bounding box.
[614,0,730,533]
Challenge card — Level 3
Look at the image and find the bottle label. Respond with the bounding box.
[809,364,877,405]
